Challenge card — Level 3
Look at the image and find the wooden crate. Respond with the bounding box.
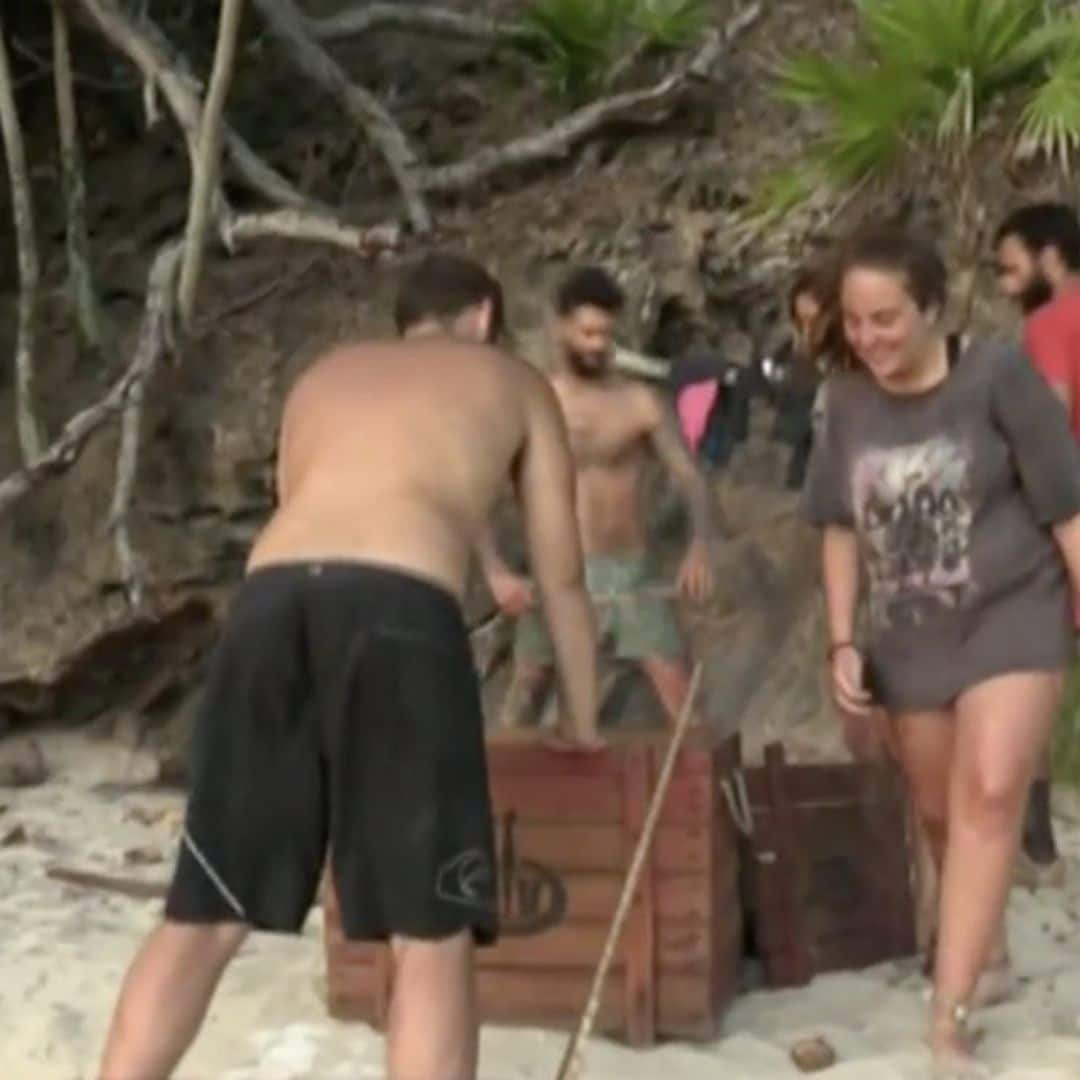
[324,728,743,1047]
[740,742,916,988]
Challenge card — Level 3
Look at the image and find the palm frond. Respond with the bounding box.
[1017,37,1080,172]
[630,0,709,50]
[855,0,1044,89]
[743,165,819,223]
[519,0,634,99]
[777,57,933,187]
[774,51,866,108]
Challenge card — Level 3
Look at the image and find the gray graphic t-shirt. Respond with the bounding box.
[802,339,1080,709]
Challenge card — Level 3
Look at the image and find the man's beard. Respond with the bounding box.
[1019,272,1055,315]
[566,348,609,378]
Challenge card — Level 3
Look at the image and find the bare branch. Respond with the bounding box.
[53,0,107,353]
[221,208,401,253]
[0,242,182,518]
[178,0,246,327]
[416,3,763,193]
[305,3,536,46]
[73,0,311,211]
[108,242,183,609]
[0,16,45,462]
[251,0,431,234]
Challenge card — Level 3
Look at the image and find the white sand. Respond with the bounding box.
[3,731,1080,1079]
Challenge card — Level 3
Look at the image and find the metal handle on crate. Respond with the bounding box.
[721,769,754,836]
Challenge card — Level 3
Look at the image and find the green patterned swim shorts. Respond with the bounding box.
[514,553,685,664]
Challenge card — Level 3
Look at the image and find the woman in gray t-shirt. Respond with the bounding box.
[802,226,1080,1071]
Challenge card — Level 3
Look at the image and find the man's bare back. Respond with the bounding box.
[251,339,534,600]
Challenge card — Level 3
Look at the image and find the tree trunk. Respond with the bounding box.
[0,17,44,463]
[53,0,106,354]
[178,0,246,328]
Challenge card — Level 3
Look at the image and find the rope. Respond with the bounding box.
[553,660,705,1080]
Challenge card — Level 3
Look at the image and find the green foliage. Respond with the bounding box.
[766,0,1080,218]
[520,0,709,101]
[1018,34,1080,171]
[520,0,633,100]
[630,0,711,50]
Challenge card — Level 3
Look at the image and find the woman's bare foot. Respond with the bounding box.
[929,999,986,1078]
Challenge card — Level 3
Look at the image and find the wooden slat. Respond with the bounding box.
[745,761,906,809]
[477,970,625,1034]
[657,773,714,827]
[622,743,656,1046]
[508,822,708,874]
[328,967,627,1036]
[655,973,717,1040]
[656,916,710,973]
[477,922,617,970]
[490,773,623,822]
[653,824,710,874]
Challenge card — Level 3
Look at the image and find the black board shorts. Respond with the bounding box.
[165,560,498,945]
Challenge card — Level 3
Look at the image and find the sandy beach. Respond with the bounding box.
[4,730,1080,1079]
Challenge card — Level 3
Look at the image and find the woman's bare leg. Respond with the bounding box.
[892,709,954,875]
[932,670,1063,1066]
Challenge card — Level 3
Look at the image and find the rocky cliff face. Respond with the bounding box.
[0,0,1058,782]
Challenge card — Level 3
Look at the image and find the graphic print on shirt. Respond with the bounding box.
[852,436,977,630]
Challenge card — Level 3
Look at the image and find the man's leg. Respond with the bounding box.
[619,582,694,729]
[387,931,477,1080]
[500,609,556,728]
[639,654,699,728]
[99,921,247,1078]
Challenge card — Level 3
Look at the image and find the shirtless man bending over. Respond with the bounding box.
[99,254,599,1080]
[481,266,717,729]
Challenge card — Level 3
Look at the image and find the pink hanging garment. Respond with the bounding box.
[676,380,720,454]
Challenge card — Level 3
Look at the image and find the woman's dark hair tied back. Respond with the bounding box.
[839,224,948,314]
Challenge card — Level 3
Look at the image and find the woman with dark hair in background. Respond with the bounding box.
[770,259,842,486]
[803,225,1080,1072]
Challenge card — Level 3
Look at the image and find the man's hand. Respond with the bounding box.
[488,570,536,618]
[676,539,714,604]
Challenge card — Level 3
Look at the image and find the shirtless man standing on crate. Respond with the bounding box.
[479,266,718,729]
[98,253,600,1080]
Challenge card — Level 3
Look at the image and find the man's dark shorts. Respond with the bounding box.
[165,561,498,945]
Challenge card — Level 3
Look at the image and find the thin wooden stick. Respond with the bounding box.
[0,14,44,462]
[178,0,245,327]
[554,661,705,1080]
[53,0,106,353]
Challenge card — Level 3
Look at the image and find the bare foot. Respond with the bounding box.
[929,1001,985,1079]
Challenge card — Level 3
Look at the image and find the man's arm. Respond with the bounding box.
[643,388,722,600]
[1025,316,1073,415]
[473,521,534,617]
[645,389,721,545]
[515,369,599,745]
